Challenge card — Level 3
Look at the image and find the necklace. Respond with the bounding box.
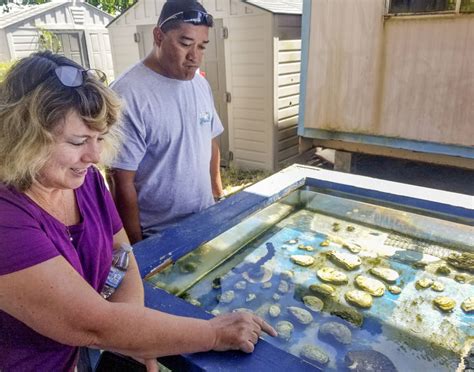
[60,191,74,242]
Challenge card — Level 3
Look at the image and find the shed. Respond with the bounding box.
[0,0,115,80]
[107,0,303,171]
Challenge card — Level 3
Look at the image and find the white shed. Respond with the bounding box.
[0,0,115,80]
[107,0,302,171]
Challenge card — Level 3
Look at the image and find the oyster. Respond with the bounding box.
[346,225,355,232]
[287,306,313,325]
[369,267,399,283]
[355,275,385,297]
[276,320,294,341]
[330,308,364,327]
[261,281,272,289]
[317,267,349,284]
[415,278,433,290]
[319,321,352,345]
[388,285,402,295]
[300,344,330,366]
[320,240,330,247]
[447,252,474,273]
[332,225,341,232]
[454,274,469,283]
[280,270,294,281]
[345,290,373,308]
[210,309,220,316]
[342,243,361,253]
[278,280,289,294]
[310,283,336,297]
[219,290,235,304]
[431,281,445,292]
[461,297,474,313]
[303,296,324,312]
[298,244,314,252]
[272,293,281,301]
[234,280,247,290]
[436,264,451,276]
[327,250,362,271]
[290,255,315,267]
[433,296,456,312]
[268,304,281,318]
[245,293,256,302]
[287,239,298,244]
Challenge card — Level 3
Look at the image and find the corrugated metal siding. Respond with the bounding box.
[227,13,273,170]
[276,39,301,168]
[302,0,473,148]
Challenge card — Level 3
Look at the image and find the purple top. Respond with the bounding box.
[0,168,122,371]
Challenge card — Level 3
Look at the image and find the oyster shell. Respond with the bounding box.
[345,290,373,308]
[355,275,385,297]
[433,296,456,312]
[261,281,272,289]
[210,309,220,316]
[287,239,298,244]
[416,278,433,289]
[342,243,361,253]
[330,308,364,327]
[346,225,355,232]
[303,296,324,312]
[276,320,294,341]
[300,344,330,366]
[320,240,330,247]
[245,293,256,302]
[388,285,402,295]
[272,293,281,301]
[436,264,451,276]
[461,297,474,313]
[369,267,399,283]
[278,280,289,294]
[287,306,313,325]
[319,321,352,345]
[219,290,235,304]
[234,280,247,290]
[447,252,474,273]
[454,274,469,283]
[310,283,336,297]
[280,270,294,281]
[327,250,362,271]
[290,255,315,267]
[431,281,445,292]
[268,304,281,318]
[298,244,314,252]
[317,267,349,284]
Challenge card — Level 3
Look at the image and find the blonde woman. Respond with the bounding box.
[0,51,276,371]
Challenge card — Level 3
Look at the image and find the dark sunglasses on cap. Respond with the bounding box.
[159,10,214,29]
[54,65,108,87]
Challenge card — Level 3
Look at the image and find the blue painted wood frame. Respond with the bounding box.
[134,165,473,371]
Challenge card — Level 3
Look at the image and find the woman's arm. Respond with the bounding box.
[107,228,144,305]
[0,256,275,359]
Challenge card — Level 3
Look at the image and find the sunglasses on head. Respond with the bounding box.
[54,66,108,87]
[159,10,214,29]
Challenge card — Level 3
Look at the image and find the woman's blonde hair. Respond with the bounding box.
[0,51,122,191]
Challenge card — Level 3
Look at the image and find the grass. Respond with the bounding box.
[221,166,272,196]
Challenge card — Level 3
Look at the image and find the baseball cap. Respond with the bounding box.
[158,0,213,29]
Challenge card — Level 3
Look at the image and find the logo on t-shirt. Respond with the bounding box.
[199,111,211,125]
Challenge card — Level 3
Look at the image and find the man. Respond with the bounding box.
[108,0,224,243]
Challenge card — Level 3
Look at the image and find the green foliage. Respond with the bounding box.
[0,60,15,82]
[37,26,62,53]
[221,166,271,196]
[1,0,135,15]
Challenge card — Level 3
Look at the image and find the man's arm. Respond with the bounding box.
[210,138,224,200]
[106,169,143,244]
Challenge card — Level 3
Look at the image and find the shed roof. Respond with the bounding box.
[244,0,302,15]
[0,0,112,29]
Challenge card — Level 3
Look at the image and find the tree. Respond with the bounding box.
[1,0,135,15]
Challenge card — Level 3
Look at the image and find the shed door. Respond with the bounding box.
[200,19,229,166]
[56,32,90,68]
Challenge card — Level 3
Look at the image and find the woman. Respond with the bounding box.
[0,51,276,371]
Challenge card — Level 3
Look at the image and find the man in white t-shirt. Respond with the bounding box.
[108,0,224,243]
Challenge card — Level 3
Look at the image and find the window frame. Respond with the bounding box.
[386,0,473,15]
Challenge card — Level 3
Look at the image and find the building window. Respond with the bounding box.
[389,0,473,13]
